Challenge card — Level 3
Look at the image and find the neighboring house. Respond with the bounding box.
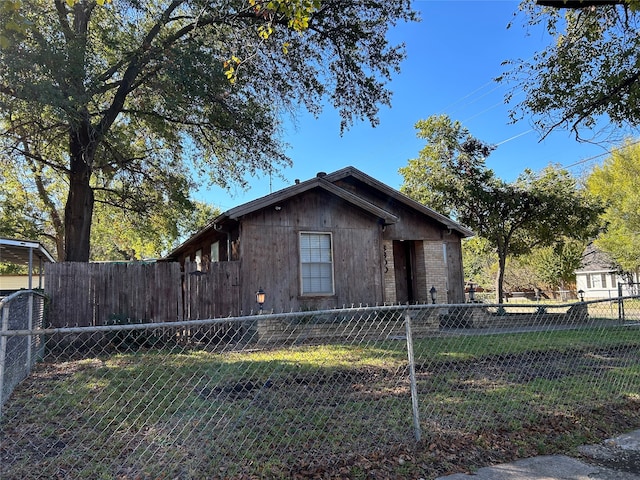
[165,166,473,313]
[1,276,39,294]
[575,244,639,299]
[0,238,56,296]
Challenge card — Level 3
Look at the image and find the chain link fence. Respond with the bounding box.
[1,297,639,479]
[0,290,46,411]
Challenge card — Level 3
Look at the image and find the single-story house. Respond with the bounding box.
[575,243,639,299]
[165,167,473,313]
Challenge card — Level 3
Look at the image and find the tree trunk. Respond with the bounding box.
[64,131,95,262]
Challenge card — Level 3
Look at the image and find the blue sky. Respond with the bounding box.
[199,0,619,211]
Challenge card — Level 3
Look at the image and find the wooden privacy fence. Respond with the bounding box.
[183,260,240,320]
[45,262,183,327]
[44,261,241,328]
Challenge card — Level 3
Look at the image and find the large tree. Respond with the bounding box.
[400,115,602,302]
[0,154,218,260]
[0,0,417,261]
[502,0,640,140]
[586,140,640,276]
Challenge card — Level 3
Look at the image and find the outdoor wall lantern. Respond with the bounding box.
[429,286,437,304]
[256,288,266,314]
[468,283,475,303]
[578,289,585,302]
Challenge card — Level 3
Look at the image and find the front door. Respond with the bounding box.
[393,240,417,304]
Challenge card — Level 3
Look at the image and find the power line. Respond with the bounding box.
[563,138,640,169]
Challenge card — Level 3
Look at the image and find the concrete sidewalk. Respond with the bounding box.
[436,430,640,480]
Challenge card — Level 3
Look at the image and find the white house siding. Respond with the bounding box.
[575,269,639,299]
[0,275,45,293]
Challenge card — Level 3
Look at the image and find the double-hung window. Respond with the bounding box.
[300,232,334,295]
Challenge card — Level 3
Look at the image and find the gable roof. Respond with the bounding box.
[219,172,398,225]
[323,166,473,236]
[219,166,471,234]
[576,243,618,273]
[166,167,473,259]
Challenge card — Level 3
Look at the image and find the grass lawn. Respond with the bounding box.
[1,325,640,479]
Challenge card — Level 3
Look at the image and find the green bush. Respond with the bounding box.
[106,314,165,351]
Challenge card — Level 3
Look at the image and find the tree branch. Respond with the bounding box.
[536,0,626,7]
[544,68,640,140]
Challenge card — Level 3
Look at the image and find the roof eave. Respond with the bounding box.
[224,177,399,224]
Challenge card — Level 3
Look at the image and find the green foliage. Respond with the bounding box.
[0,262,27,274]
[105,314,172,351]
[400,114,496,218]
[531,240,585,289]
[501,255,541,292]
[0,158,63,259]
[0,0,417,261]
[587,140,640,273]
[400,115,603,302]
[462,237,497,289]
[1,152,213,260]
[0,0,28,49]
[504,1,640,139]
[493,239,585,294]
[175,201,221,245]
[90,198,218,261]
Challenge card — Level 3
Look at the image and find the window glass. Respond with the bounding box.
[211,241,219,263]
[195,249,202,271]
[300,232,334,295]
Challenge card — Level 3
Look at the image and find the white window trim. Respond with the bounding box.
[299,231,335,296]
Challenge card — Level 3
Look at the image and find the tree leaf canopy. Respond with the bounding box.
[503,1,640,140]
[0,0,417,260]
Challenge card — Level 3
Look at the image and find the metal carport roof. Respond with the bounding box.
[0,238,55,265]
[0,238,56,291]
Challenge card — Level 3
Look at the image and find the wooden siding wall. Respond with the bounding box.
[45,261,242,328]
[239,189,384,313]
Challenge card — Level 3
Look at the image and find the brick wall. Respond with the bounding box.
[422,241,448,303]
[383,240,397,303]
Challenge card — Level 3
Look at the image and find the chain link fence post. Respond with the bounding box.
[405,311,421,442]
[0,299,8,417]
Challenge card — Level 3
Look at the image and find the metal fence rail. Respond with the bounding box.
[1,297,639,479]
[0,290,45,413]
